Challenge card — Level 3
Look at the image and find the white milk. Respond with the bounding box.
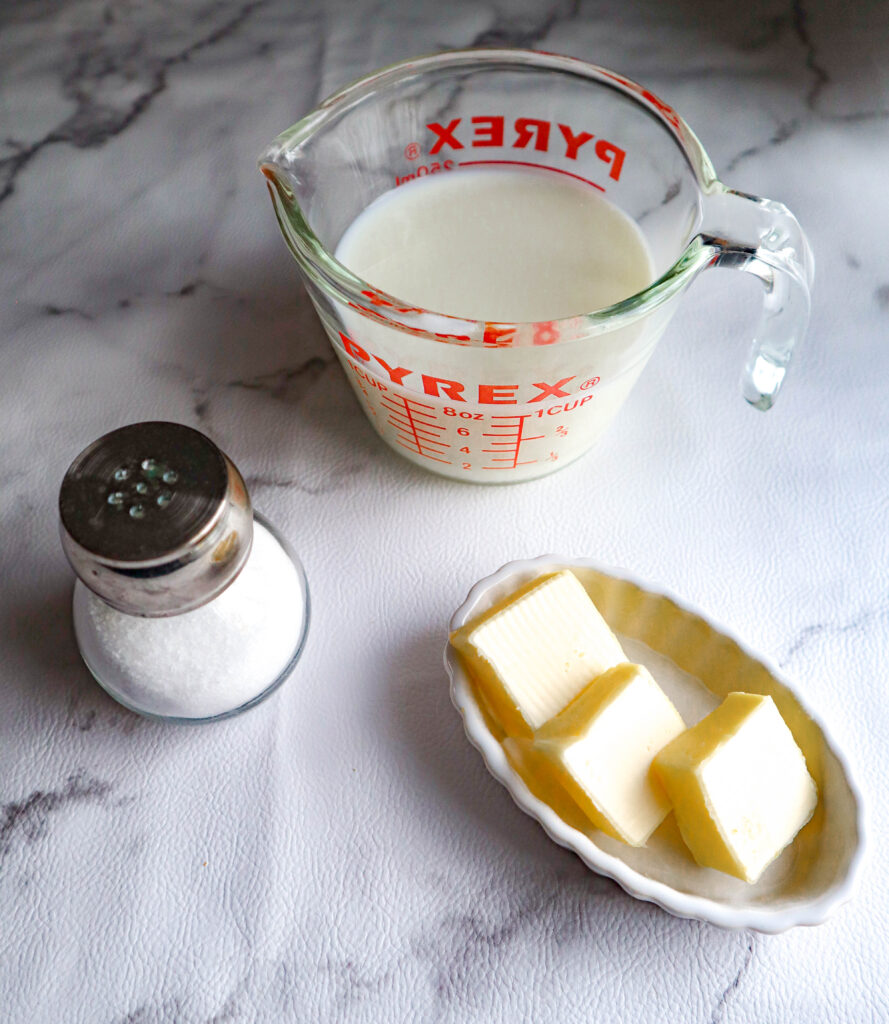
[332,167,663,482]
[336,167,653,322]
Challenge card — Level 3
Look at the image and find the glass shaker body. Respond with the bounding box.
[60,423,309,723]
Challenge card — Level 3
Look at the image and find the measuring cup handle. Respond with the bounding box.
[700,186,814,410]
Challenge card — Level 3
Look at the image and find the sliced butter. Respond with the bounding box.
[535,663,686,846]
[449,570,626,735]
[652,692,818,883]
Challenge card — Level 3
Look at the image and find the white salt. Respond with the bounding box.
[73,520,306,719]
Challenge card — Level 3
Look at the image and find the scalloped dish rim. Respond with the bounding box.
[444,555,867,933]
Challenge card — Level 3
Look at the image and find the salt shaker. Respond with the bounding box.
[59,422,309,722]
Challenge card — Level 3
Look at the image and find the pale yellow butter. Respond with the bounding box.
[652,692,818,883]
[535,663,686,846]
[449,570,626,735]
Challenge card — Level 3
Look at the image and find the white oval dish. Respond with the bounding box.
[444,555,866,933]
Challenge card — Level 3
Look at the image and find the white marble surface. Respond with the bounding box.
[1,1,886,1020]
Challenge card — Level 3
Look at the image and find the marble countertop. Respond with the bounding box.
[1,1,887,1020]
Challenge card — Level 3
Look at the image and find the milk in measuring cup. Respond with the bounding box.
[334,167,660,482]
[336,168,653,321]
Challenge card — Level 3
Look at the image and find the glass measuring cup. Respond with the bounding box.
[259,50,812,484]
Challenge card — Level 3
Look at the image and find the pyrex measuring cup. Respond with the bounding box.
[260,50,812,484]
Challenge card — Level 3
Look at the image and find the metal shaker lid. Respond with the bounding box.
[59,422,253,616]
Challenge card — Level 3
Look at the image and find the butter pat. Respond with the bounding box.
[652,692,818,883]
[535,663,686,845]
[449,570,626,734]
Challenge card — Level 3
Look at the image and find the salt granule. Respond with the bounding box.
[75,521,305,719]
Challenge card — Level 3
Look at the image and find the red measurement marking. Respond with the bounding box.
[380,395,452,464]
[382,406,446,434]
[458,159,605,193]
[351,376,380,417]
[481,415,545,470]
[379,395,438,415]
[388,420,445,442]
[395,442,451,464]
